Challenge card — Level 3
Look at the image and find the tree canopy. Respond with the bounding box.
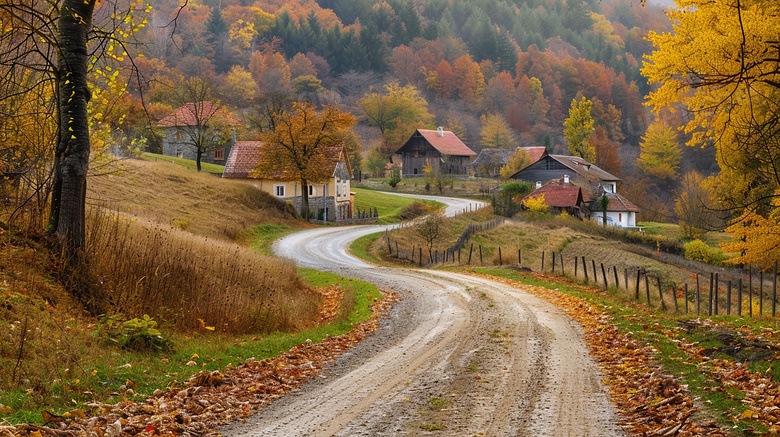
[253,102,355,219]
[564,96,595,162]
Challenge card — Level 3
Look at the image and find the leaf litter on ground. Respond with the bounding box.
[0,287,397,436]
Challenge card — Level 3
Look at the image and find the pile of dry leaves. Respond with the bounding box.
[0,289,396,437]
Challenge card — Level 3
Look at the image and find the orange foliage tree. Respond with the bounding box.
[253,102,355,219]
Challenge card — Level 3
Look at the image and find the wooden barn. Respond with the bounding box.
[395,128,476,177]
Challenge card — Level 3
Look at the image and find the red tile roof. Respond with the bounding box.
[416,129,477,156]
[521,146,548,164]
[222,141,349,182]
[523,178,583,208]
[603,192,641,212]
[157,101,242,128]
[222,141,264,179]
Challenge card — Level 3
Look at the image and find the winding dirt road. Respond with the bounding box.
[220,194,624,436]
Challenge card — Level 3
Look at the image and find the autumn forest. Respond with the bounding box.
[121,0,707,219]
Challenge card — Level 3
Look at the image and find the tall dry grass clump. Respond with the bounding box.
[77,208,318,334]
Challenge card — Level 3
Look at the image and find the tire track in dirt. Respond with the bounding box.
[220,195,624,436]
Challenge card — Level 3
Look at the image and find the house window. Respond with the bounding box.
[336,179,341,197]
[309,185,315,196]
[342,181,347,197]
[414,168,418,175]
[175,150,184,159]
[176,129,183,141]
[619,213,622,223]
[274,184,285,197]
[214,148,224,160]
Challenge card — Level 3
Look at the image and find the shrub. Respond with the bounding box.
[683,239,716,263]
[388,168,401,188]
[399,201,431,220]
[98,314,171,352]
[523,194,550,216]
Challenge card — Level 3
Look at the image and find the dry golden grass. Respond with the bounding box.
[88,158,303,242]
[75,209,317,333]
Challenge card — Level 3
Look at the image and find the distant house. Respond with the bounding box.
[510,154,620,193]
[522,176,588,218]
[589,191,641,228]
[223,141,353,221]
[472,146,548,177]
[395,128,477,177]
[157,101,242,165]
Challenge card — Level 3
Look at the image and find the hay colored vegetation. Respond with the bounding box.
[0,158,380,424]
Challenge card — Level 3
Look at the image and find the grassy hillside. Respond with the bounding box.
[89,157,303,241]
[0,158,385,424]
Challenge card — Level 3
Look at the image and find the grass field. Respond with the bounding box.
[141,152,226,174]
[351,187,444,224]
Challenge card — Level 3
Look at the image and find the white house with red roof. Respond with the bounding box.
[522,175,640,228]
[157,101,242,165]
[223,141,354,221]
[395,128,477,177]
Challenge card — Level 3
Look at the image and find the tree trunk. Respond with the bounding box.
[196,148,203,172]
[51,0,97,251]
[301,179,310,220]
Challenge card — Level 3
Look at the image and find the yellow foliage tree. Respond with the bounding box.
[523,194,550,216]
[643,0,780,264]
[499,149,531,180]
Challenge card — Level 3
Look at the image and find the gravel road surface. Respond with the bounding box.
[220,194,624,436]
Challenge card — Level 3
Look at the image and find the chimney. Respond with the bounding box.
[536,181,542,189]
[437,126,444,137]
[563,174,570,184]
[231,129,236,144]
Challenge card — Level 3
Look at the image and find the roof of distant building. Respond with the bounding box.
[157,101,242,128]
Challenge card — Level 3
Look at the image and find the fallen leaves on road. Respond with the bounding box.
[464,271,730,436]
[0,288,397,437]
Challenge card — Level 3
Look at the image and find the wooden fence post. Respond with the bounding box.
[645,274,651,306]
[542,251,545,272]
[396,241,399,258]
[613,266,619,289]
[601,263,608,288]
[592,260,598,285]
[552,251,556,273]
[635,268,641,299]
[624,269,629,292]
[518,249,522,266]
[760,270,764,316]
[499,247,503,266]
[561,253,565,276]
[584,257,589,282]
[684,283,689,314]
[419,247,423,267]
[774,261,778,317]
[575,256,578,277]
[657,276,665,310]
[468,244,473,264]
[727,281,732,315]
[714,273,719,315]
[749,268,753,317]
[707,273,714,316]
[696,274,700,315]
[458,247,461,264]
[738,278,743,316]
[479,245,483,264]
[673,284,679,314]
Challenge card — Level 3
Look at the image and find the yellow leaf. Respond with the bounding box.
[190,353,199,360]
[738,409,759,420]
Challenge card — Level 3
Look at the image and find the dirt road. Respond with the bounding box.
[220,195,624,436]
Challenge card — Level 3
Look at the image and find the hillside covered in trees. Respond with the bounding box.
[108,0,714,221]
